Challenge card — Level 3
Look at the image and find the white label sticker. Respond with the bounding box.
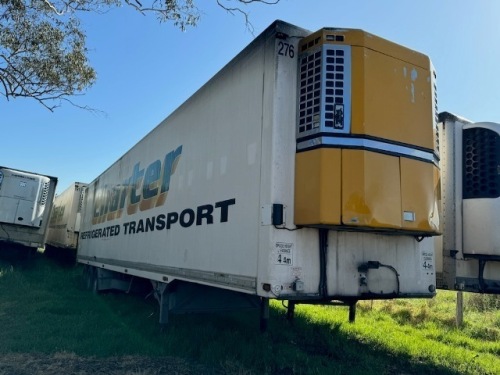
[274,242,293,266]
[421,250,434,273]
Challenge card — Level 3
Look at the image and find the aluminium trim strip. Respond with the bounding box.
[296,131,435,154]
[297,135,437,164]
[77,255,257,291]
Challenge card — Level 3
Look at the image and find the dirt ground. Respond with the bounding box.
[0,353,230,375]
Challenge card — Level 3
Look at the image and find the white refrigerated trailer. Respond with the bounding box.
[46,182,87,251]
[78,21,440,328]
[436,112,500,294]
[0,166,57,249]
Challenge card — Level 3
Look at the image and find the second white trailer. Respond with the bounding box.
[437,112,500,294]
[46,182,87,251]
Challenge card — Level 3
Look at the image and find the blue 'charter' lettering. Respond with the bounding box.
[92,146,182,224]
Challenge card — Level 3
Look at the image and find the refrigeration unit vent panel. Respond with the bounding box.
[463,127,500,199]
[40,181,50,206]
[462,123,500,257]
[297,45,351,137]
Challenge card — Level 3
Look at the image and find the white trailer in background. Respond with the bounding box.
[437,112,500,294]
[46,182,87,251]
[0,166,57,249]
[77,20,440,329]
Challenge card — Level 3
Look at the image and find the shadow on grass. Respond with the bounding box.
[123,295,464,374]
[0,242,39,270]
[42,245,77,268]
[0,251,467,375]
[268,310,461,375]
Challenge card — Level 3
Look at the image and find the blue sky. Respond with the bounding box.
[2,0,499,193]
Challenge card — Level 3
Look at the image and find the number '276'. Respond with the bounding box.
[278,41,295,58]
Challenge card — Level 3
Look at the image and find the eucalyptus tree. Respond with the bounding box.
[0,0,278,110]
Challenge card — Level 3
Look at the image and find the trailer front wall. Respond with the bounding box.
[437,113,500,293]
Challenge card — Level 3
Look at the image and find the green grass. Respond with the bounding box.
[0,249,499,374]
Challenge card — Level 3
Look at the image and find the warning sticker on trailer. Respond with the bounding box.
[274,242,294,266]
[421,250,434,273]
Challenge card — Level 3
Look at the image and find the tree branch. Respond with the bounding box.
[43,0,66,16]
[0,0,280,111]
[215,0,280,34]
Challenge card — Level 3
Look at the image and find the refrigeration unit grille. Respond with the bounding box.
[298,49,322,134]
[463,127,500,199]
[433,78,439,154]
[40,182,50,206]
[323,48,346,130]
[77,189,85,213]
[297,45,349,137]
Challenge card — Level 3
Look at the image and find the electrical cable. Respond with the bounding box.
[273,224,302,231]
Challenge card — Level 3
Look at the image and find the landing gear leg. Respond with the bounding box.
[287,301,296,322]
[260,297,270,332]
[156,283,170,329]
[348,301,357,323]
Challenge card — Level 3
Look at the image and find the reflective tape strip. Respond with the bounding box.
[297,136,437,164]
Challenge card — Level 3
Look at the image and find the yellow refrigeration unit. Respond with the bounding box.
[295,28,440,236]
